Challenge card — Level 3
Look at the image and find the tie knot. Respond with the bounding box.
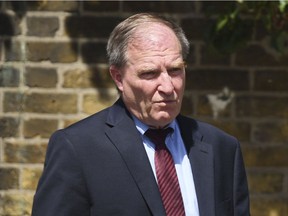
[145,127,173,148]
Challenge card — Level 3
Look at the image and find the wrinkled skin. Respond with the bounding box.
[110,23,186,128]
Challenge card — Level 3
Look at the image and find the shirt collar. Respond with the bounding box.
[132,115,176,136]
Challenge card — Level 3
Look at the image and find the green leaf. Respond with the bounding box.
[216,17,229,31]
[279,0,288,12]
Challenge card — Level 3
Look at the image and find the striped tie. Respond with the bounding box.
[145,128,185,216]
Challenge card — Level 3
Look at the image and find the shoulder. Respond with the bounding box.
[68,107,110,130]
[49,106,111,146]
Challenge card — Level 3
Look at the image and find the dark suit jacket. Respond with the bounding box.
[32,98,250,216]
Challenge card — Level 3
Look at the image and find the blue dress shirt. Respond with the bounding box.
[132,117,199,216]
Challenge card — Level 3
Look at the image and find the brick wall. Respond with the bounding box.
[0,1,287,215]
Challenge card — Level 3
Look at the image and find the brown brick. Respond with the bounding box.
[0,117,19,137]
[236,44,288,67]
[4,143,47,163]
[243,146,288,167]
[63,66,114,88]
[26,16,59,37]
[5,40,24,61]
[0,168,19,189]
[0,66,20,87]
[4,1,27,12]
[81,42,107,63]
[3,92,24,112]
[88,66,115,88]
[65,16,121,38]
[27,42,78,63]
[251,199,288,216]
[181,93,195,117]
[4,92,78,114]
[25,67,57,88]
[236,96,288,118]
[254,69,288,92]
[0,13,21,36]
[206,120,251,142]
[0,40,2,59]
[181,18,212,41]
[83,1,120,12]
[63,68,94,88]
[0,193,33,216]
[185,45,196,66]
[23,119,58,138]
[248,172,284,194]
[254,122,288,143]
[21,168,42,190]
[186,68,249,90]
[200,45,231,66]
[201,1,237,14]
[63,118,83,128]
[0,14,11,36]
[83,93,117,114]
[123,1,195,13]
[1,4,288,213]
[25,1,79,12]
[25,93,78,114]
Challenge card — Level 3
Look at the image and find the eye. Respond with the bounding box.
[168,67,183,76]
[139,70,159,79]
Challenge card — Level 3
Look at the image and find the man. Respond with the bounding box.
[32,13,250,216]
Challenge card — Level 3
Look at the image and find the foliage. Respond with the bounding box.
[205,0,288,54]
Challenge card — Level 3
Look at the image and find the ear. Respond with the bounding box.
[109,65,124,92]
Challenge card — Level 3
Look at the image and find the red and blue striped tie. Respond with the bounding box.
[145,128,185,216]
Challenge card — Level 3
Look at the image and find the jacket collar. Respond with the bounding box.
[177,115,215,216]
[105,98,166,215]
[105,98,215,216]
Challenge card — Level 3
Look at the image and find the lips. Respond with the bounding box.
[154,100,177,104]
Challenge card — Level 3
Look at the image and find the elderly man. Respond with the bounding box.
[32,13,250,216]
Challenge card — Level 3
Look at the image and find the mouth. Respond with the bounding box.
[154,100,177,105]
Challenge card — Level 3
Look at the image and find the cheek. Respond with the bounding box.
[173,78,185,92]
[133,81,157,97]
[122,79,149,100]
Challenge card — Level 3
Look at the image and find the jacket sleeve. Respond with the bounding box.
[233,142,250,216]
[31,130,91,216]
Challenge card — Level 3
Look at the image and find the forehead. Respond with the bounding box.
[131,23,180,51]
[126,23,182,64]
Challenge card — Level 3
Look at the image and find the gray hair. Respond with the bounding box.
[107,13,190,68]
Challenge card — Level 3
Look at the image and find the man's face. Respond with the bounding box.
[110,23,185,128]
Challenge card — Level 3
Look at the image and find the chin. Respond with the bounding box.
[153,114,176,126]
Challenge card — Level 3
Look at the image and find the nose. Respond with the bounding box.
[157,72,174,95]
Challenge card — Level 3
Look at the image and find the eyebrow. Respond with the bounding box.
[139,61,186,72]
[139,66,159,73]
[169,61,186,67]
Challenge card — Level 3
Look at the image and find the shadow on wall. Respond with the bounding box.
[64,4,122,98]
[0,1,118,100]
[63,0,196,98]
[0,1,27,49]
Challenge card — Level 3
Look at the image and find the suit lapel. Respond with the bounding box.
[177,115,215,216]
[105,99,166,216]
[104,101,216,216]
